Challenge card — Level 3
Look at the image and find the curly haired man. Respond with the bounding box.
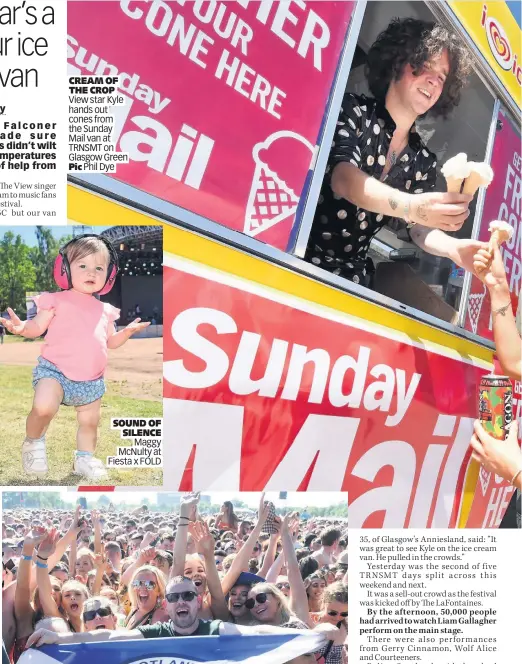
[306,18,487,287]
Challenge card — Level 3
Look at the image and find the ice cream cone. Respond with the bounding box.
[475,220,513,274]
[488,220,513,250]
[461,162,494,197]
[441,153,470,194]
[445,177,465,193]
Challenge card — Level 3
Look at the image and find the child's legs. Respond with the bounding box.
[26,379,63,439]
[75,398,101,453]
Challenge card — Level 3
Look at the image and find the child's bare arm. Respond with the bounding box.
[107,318,150,349]
[0,307,54,338]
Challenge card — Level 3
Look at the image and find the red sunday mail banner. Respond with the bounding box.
[163,261,512,528]
[465,110,521,341]
[67,0,355,250]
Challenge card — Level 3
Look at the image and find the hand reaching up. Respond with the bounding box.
[189,520,215,557]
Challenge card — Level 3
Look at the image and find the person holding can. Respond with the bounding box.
[471,236,521,527]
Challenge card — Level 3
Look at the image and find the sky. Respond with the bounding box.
[507,1,521,26]
[54,490,347,510]
[1,226,111,246]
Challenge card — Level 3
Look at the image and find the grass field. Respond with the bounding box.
[0,365,162,487]
[0,335,33,344]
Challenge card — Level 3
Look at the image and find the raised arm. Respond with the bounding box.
[172,492,200,577]
[92,551,110,596]
[34,529,62,619]
[0,307,54,338]
[264,550,285,583]
[189,521,229,621]
[47,506,82,571]
[281,514,310,626]
[221,494,269,595]
[92,510,102,555]
[120,547,156,587]
[15,528,46,638]
[258,529,280,580]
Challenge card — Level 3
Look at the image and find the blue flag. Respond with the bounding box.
[18,632,326,664]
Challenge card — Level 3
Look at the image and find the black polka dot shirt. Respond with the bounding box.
[305,93,438,285]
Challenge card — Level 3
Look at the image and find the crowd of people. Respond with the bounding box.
[2,494,348,663]
[124,304,162,326]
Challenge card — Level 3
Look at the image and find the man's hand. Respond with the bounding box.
[470,420,521,483]
[408,192,472,231]
[451,238,489,276]
[125,318,151,336]
[473,237,509,290]
[0,308,26,335]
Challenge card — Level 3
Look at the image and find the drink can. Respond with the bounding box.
[478,374,513,440]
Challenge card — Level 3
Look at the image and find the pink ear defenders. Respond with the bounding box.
[53,235,119,295]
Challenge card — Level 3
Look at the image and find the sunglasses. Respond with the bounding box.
[83,607,113,622]
[327,610,348,617]
[245,592,269,609]
[166,590,197,603]
[276,582,290,590]
[131,580,157,590]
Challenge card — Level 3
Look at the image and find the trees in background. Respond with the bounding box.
[0,227,71,315]
[0,232,35,313]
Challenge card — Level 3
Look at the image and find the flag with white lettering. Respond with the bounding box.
[19,632,325,664]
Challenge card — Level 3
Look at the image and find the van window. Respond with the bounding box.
[304,0,496,328]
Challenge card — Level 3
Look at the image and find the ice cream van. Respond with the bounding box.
[67,1,521,528]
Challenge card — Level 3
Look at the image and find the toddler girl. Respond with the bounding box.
[0,235,149,481]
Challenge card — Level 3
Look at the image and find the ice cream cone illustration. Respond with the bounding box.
[462,161,494,196]
[478,465,491,496]
[467,284,487,335]
[244,131,315,237]
[441,153,470,193]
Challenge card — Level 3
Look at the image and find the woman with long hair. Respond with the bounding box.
[33,529,90,633]
[215,501,239,533]
[59,580,90,633]
[305,572,327,614]
[124,565,168,629]
[245,582,307,629]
